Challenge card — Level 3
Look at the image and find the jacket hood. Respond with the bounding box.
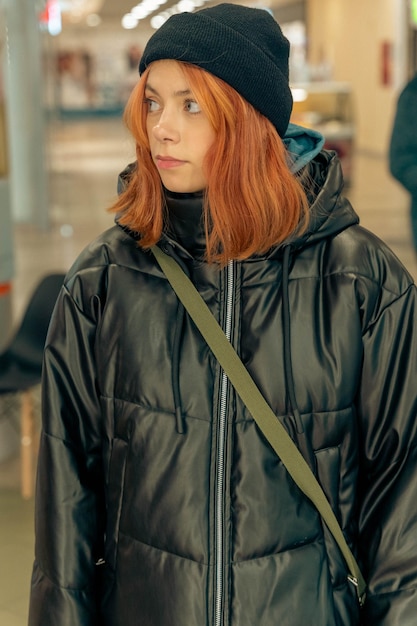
[284,122,325,173]
[266,123,359,255]
[282,150,359,255]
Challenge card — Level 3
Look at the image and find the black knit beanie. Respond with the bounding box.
[139,3,292,138]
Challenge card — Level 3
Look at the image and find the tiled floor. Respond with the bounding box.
[0,117,416,625]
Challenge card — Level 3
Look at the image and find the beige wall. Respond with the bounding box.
[307,0,407,154]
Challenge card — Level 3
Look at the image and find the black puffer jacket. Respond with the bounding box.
[29,151,417,625]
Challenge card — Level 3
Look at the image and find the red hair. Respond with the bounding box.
[110,61,309,264]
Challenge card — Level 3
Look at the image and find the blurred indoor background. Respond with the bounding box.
[0,1,416,624]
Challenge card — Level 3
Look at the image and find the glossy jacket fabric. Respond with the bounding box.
[29,151,417,625]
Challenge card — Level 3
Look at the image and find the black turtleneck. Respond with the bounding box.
[164,189,207,258]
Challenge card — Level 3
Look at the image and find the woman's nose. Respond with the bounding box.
[152,109,180,143]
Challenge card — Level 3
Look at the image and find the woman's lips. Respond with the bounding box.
[155,156,186,170]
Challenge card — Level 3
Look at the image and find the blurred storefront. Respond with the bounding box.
[274,2,354,184]
[291,82,355,185]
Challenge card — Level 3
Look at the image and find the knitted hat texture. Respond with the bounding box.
[139,3,292,137]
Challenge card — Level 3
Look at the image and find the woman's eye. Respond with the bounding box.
[145,98,160,112]
[185,100,201,114]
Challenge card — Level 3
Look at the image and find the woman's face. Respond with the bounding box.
[145,60,216,193]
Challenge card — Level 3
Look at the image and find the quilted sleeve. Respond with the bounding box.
[358,282,417,625]
[28,278,105,626]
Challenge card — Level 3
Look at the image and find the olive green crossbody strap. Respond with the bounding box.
[151,245,366,605]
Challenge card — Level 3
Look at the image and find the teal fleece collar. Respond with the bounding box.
[284,123,325,173]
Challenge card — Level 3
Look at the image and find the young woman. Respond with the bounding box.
[29,5,417,625]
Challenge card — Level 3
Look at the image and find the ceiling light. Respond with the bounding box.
[177,0,195,12]
[122,13,139,29]
[150,14,167,28]
[131,6,149,19]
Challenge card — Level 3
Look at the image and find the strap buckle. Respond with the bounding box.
[348,575,367,607]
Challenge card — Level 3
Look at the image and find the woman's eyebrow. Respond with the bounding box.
[173,89,192,97]
[145,83,192,98]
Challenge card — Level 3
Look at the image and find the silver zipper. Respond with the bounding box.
[214,260,234,626]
